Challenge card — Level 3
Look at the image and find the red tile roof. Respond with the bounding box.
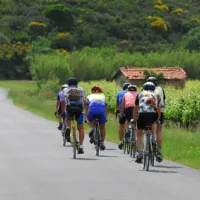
[120,66,187,80]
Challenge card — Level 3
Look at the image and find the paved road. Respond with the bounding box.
[0,88,200,200]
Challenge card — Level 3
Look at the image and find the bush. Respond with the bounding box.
[30,53,74,89]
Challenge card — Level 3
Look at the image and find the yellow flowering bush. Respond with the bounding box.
[55,32,73,51]
[156,0,163,5]
[171,8,188,17]
[154,4,169,12]
[0,42,30,59]
[147,16,167,31]
[191,17,200,23]
[56,49,69,55]
[29,21,48,35]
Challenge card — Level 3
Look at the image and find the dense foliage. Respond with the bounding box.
[1,0,200,79]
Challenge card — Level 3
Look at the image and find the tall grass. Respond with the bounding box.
[30,47,200,83]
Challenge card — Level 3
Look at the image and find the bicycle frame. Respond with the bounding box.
[143,125,154,171]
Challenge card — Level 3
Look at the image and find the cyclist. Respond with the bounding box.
[133,82,161,163]
[61,77,86,154]
[55,84,68,130]
[85,86,107,150]
[147,76,166,162]
[121,84,138,138]
[116,82,130,149]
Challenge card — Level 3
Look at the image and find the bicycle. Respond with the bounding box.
[70,114,79,159]
[93,115,102,156]
[128,119,137,158]
[143,124,155,171]
[122,127,130,154]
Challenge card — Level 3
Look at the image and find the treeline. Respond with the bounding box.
[1,0,200,79]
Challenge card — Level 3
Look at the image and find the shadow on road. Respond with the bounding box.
[106,148,117,151]
[98,155,118,158]
[139,169,178,173]
[72,157,100,161]
[153,165,182,169]
[148,169,178,173]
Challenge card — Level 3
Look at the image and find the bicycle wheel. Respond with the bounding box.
[132,145,136,158]
[94,123,100,156]
[62,126,67,146]
[143,133,150,171]
[123,139,126,154]
[72,126,77,159]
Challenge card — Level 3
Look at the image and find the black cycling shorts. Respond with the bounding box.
[159,112,164,125]
[137,112,158,130]
[124,107,134,122]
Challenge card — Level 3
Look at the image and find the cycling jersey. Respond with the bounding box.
[57,90,63,102]
[154,86,165,112]
[116,90,127,109]
[135,90,161,113]
[87,93,107,124]
[123,91,137,109]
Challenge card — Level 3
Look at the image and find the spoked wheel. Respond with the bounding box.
[72,126,77,159]
[123,139,126,154]
[94,125,101,156]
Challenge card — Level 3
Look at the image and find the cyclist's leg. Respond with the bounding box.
[118,113,126,149]
[156,112,164,161]
[135,114,145,163]
[99,110,107,150]
[65,112,72,142]
[87,110,95,139]
[124,107,134,137]
[77,112,85,153]
[57,104,63,130]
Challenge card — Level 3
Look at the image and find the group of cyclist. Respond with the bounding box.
[55,76,165,163]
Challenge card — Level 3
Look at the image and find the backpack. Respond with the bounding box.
[67,88,81,100]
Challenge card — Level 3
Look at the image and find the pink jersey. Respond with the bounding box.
[123,91,137,109]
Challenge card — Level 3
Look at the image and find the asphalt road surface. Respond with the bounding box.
[0,88,200,200]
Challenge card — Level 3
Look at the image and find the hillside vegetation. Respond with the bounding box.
[1,0,200,80]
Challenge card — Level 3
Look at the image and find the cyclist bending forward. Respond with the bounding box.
[86,86,108,150]
[133,82,161,163]
[61,77,86,154]
[121,84,137,138]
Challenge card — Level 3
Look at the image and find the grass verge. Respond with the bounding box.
[0,80,200,170]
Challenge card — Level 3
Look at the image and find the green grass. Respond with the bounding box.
[0,80,200,170]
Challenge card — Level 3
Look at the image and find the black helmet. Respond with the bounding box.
[143,82,155,91]
[68,77,78,86]
[128,84,137,91]
[147,76,158,86]
[122,82,130,90]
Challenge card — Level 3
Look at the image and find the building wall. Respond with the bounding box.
[115,74,129,86]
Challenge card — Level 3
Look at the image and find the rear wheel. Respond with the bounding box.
[72,126,77,159]
[94,124,100,156]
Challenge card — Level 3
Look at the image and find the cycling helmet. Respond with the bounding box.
[143,82,156,91]
[68,77,78,86]
[61,84,68,89]
[128,84,137,91]
[91,86,102,93]
[147,76,158,86]
[122,82,130,90]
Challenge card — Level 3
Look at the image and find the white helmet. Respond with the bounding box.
[62,84,68,89]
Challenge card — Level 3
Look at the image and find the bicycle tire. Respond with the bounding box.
[143,133,150,171]
[94,123,100,156]
[132,145,136,158]
[72,126,77,159]
[123,139,126,154]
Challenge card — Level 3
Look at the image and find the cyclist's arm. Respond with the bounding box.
[85,99,89,116]
[156,95,161,121]
[116,93,120,111]
[56,94,60,110]
[133,94,139,121]
[121,96,125,112]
